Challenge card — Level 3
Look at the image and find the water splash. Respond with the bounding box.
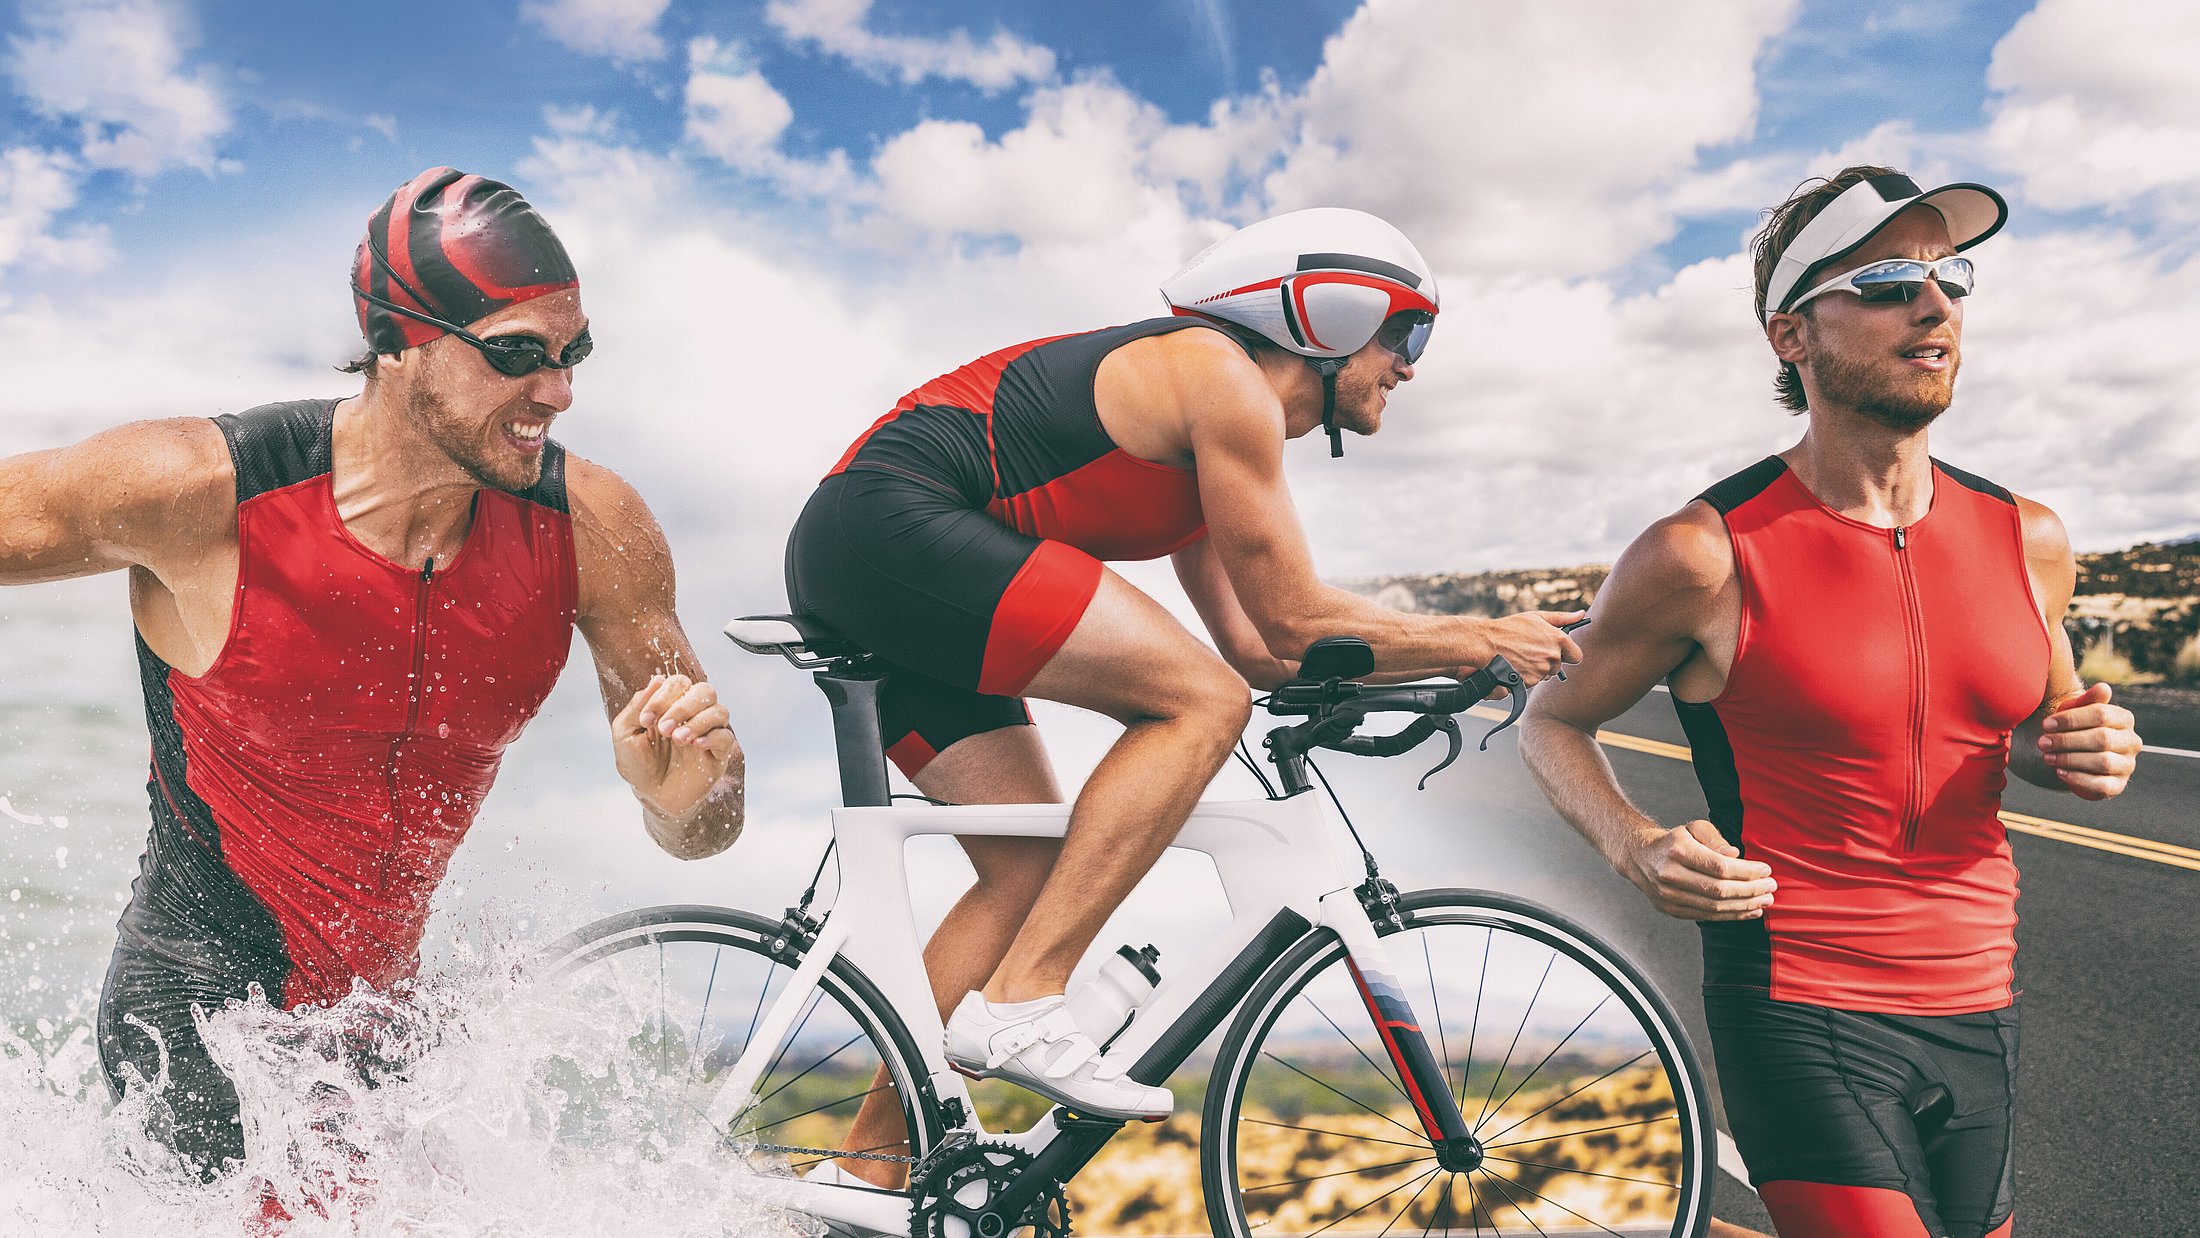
[0,909,804,1237]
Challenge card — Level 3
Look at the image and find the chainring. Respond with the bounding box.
[908,1141,1071,1238]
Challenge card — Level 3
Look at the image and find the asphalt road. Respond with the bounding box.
[1541,690,2200,1235]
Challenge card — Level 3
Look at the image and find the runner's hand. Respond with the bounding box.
[613,673,740,819]
[1624,819,1775,921]
[2037,683,2141,801]
[1472,609,1586,691]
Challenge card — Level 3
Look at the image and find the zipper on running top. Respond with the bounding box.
[1891,529,1928,852]
[383,557,434,889]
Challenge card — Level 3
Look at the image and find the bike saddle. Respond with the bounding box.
[724,613,866,661]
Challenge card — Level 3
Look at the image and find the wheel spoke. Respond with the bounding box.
[1476,1163,1629,1238]
[751,1031,865,1109]
[1474,1167,1549,1237]
[1240,1115,1430,1151]
[1483,1113,1677,1151]
[1376,1163,1442,1238]
[1476,955,1552,1128]
[1480,1048,1655,1144]
[1242,1154,1436,1193]
[1259,1050,1429,1142]
[1480,1154,1681,1191]
[746,1080,899,1135]
[1304,1166,1443,1238]
[1459,926,1491,1115]
[1304,993,1412,1103]
[690,947,723,1078]
[1483,993,1610,1123]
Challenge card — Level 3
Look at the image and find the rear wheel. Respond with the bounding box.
[537,905,941,1178]
[1203,889,1713,1238]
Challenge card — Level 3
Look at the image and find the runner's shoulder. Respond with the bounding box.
[1608,500,1736,605]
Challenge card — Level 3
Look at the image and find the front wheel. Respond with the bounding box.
[1203,889,1713,1238]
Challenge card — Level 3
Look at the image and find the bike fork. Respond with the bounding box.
[1325,893,1486,1174]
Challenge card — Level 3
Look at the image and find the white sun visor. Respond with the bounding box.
[1763,173,2007,323]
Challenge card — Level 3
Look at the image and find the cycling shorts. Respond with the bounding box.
[1706,989,2017,1238]
[785,468,1103,776]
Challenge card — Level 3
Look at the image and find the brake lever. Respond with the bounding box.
[1475,657,1530,750]
[1415,716,1463,790]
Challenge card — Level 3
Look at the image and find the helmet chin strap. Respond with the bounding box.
[1312,357,1348,458]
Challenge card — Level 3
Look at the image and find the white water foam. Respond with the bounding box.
[0,905,803,1238]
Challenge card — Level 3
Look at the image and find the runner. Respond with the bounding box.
[0,168,745,1189]
[789,208,1582,1182]
[1518,167,2143,1238]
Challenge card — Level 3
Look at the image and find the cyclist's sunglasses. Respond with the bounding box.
[1787,256,1975,313]
[1373,310,1434,365]
[355,236,593,376]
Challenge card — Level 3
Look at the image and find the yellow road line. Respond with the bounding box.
[1467,705,2196,873]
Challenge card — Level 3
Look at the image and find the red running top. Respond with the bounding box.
[1678,457,2050,1015]
[122,399,577,1009]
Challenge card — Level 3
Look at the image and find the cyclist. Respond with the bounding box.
[0,168,745,1189]
[1519,167,2142,1238]
[787,208,1581,1178]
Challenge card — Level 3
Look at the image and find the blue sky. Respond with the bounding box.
[4,0,2196,580]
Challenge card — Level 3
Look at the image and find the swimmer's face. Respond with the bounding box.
[400,289,586,492]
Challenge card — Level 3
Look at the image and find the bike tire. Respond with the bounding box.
[1202,888,1713,1238]
[537,904,945,1177]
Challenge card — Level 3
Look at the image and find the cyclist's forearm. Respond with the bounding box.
[1518,716,1664,870]
[1251,584,1493,670]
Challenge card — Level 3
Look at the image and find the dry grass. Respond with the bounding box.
[2171,632,2200,684]
[2078,639,2160,686]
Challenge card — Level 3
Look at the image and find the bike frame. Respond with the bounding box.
[728,791,1475,1236]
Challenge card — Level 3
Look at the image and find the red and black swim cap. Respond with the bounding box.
[351,167,579,354]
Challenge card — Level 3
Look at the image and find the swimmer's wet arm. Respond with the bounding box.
[0,419,231,584]
[570,457,745,859]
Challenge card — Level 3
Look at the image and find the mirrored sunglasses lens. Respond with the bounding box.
[1936,258,1975,298]
[1855,281,1924,304]
[1401,318,1432,362]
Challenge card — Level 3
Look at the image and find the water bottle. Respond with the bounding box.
[1065,944,1161,1051]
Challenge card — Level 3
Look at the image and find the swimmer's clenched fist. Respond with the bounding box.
[614,672,743,825]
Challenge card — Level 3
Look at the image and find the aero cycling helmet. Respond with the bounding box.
[1162,208,1438,456]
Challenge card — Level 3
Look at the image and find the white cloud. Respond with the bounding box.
[1984,0,2200,213]
[519,0,671,64]
[764,0,1054,93]
[7,0,232,176]
[682,37,794,172]
[1260,0,1799,281]
[0,146,110,276]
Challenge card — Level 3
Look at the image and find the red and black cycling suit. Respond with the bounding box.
[788,318,1228,776]
[1678,456,2048,1238]
[100,399,577,1178]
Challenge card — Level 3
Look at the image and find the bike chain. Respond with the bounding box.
[752,1141,919,1165]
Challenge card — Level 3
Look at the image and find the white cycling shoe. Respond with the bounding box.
[943,993,1173,1122]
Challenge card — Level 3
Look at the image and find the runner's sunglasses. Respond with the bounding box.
[1786,256,1975,313]
[1373,310,1435,365]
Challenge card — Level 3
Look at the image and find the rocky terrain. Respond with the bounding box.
[1355,535,2200,684]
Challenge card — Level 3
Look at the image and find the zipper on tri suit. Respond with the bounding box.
[383,557,434,889]
[1891,529,1928,852]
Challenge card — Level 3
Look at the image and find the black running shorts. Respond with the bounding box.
[1706,989,2018,1237]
